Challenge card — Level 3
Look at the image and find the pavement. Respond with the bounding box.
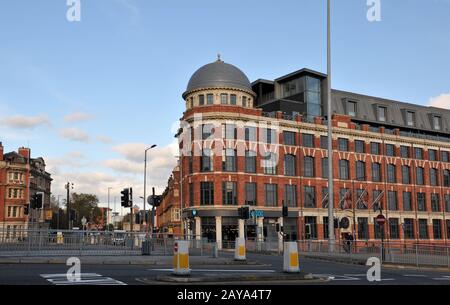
[0,255,262,266]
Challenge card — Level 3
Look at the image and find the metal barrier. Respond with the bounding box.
[0,229,214,257]
[295,240,450,268]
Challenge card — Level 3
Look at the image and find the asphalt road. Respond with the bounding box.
[0,252,449,285]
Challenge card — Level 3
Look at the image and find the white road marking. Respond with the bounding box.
[313,274,360,281]
[403,274,427,277]
[432,276,450,281]
[40,273,101,278]
[148,268,276,273]
[315,274,396,282]
[40,273,126,285]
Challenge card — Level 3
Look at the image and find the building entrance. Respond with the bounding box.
[222,217,238,249]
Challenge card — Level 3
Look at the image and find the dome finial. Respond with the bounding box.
[217,53,222,62]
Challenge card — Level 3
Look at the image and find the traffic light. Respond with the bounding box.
[135,213,141,225]
[282,206,288,217]
[334,218,339,229]
[238,206,250,219]
[129,187,133,206]
[149,195,162,207]
[121,188,130,207]
[30,193,43,209]
[70,209,77,222]
[24,205,29,215]
[188,221,193,231]
[35,193,43,209]
[276,223,283,232]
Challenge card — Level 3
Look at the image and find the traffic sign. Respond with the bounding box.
[376,214,386,225]
[250,210,264,218]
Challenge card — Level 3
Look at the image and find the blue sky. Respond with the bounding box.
[0,0,449,211]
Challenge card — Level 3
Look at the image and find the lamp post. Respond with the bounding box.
[326,0,335,252]
[107,187,112,231]
[143,145,157,235]
[57,195,61,230]
[65,182,74,230]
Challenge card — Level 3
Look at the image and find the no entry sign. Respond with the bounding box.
[376,214,386,225]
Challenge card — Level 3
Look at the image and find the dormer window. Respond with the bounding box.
[406,111,415,127]
[220,94,228,104]
[433,115,441,130]
[230,94,237,105]
[347,101,357,117]
[242,96,247,107]
[377,106,387,122]
[207,94,214,105]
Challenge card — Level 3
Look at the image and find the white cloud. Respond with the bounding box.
[96,135,113,144]
[103,159,142,174]
[59,128,90,142]
[428,93,450,109]
[1,114,50,129]
[63,112,93,123]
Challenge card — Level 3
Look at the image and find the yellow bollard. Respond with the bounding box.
[234,237,246,261]
[283,242,300,273]
[173,240,190,275]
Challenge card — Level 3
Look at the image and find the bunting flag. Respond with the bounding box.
[339,189,352,210]
[321,193,329,208]
[356,189,369,209]
[371,191,384,212]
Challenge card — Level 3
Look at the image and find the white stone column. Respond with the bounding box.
[215,216,222,250]
[278,217,284,253]
[195,217,201,240]
[257,217,264,241]
[238,219,245,239]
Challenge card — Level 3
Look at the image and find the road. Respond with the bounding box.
[0,252,449,285]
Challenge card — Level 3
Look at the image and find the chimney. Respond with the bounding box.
[18,147,31,160]
[0,142,3,161]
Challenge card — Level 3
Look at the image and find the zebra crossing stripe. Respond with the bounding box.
[40,273,126,285]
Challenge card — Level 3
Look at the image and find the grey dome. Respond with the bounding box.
[183,59,253,98]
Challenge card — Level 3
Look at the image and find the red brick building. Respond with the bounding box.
[0,142,52,237]
[156,166,182,236]
[160,58,450,249]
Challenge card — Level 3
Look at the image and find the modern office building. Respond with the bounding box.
[158,57,450,248]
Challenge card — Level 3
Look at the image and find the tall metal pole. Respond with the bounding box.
[144,150,148,230]
[326,0,335,252]
[66,182,70,230]
[151,187,156,238]
[107,187,112,231]
[143,145,156,236]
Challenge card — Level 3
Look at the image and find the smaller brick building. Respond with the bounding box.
[156,166,182,236]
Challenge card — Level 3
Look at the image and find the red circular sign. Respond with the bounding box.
[376,214,386,225]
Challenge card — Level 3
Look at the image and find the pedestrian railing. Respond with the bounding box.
[295,240,450,268]
[0,229,213,257]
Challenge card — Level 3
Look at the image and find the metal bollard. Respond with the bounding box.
[234,237,246,261]
[283,242,300,273]
[173,240,190,275]
[212,242,219,258]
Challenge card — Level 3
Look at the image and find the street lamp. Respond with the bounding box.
[107,187,113,231]
[326,0,335,253]
[143,145,157,234]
